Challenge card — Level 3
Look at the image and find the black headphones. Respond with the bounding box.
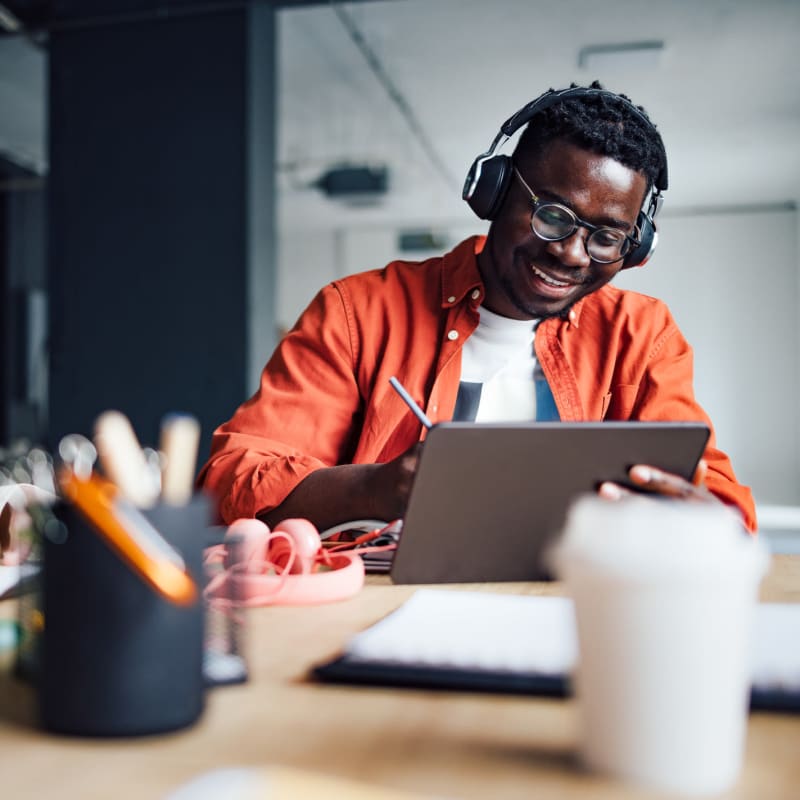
[462,87,669,269]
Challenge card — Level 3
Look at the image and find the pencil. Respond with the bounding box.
[389,376,433,429]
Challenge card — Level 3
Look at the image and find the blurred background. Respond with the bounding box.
[0,0,798,521]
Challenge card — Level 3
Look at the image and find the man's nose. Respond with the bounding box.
[546,230,592,269]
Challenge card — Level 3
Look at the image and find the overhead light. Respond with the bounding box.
[312,164,389,206]
[398,230,449,253]
[0,3,22,32]
[578,41,665,72]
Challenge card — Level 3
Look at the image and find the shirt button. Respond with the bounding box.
[447,295,456,303]
[471,289,480,300]
[447,329,459,341]
[432,405,438,413]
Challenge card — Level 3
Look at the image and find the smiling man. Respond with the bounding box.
[199,83,756,533]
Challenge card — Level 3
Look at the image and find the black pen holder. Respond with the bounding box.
[38,495,209,737]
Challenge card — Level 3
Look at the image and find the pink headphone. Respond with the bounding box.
[206,517,364,606]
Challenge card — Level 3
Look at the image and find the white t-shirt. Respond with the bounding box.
[454,306,559,422]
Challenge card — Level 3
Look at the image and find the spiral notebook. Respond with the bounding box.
[314,589,800,712]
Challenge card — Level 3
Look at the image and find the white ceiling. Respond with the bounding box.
[277,0,800,232]
[1,0,798,234]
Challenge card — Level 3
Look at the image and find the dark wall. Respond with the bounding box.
[1,160,47,446]
[0,184,7,445]
[47,3,276,460]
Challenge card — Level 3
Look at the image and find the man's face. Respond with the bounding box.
[477,139,649,320]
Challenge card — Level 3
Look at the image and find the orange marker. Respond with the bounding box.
[58,468,197,606]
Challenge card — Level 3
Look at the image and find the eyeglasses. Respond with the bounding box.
[512,165,640,264]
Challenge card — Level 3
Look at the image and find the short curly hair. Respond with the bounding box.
[513,81,665,189]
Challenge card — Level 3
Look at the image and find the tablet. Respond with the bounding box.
[390,421,710,584]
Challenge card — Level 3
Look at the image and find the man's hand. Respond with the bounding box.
[598,459,719,504]
[259,442,422,532]
[364,442,421,522]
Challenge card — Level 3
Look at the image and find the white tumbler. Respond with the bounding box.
[552,495,769,796]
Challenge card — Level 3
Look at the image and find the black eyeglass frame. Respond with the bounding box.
[511,165,641,264]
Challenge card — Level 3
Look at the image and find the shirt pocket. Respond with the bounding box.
[601,385,639,420]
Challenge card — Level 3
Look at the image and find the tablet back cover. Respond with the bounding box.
[390,421,710,584]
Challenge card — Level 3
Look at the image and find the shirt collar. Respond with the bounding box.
[440,235,486,309]
[440,235,586,328]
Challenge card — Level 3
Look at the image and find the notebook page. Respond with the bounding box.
[345,590,577,675]
[343,589,800,691]
[751,603,800,692]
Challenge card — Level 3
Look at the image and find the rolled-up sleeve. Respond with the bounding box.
[197,283,362,523]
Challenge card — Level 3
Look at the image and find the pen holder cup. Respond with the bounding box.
[37,495,210,737]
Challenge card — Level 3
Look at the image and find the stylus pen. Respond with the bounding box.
[389,376,433,429]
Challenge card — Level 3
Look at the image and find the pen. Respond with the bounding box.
[94,410,158,508]
[389,376,433,429]
[159,413,201,507]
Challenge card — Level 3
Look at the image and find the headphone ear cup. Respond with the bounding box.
[270,518,321,575]
[464,154,513,220]
[622,212,658,269]
[224,518,270,572]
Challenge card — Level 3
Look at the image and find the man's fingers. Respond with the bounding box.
[629,464,706,500]
[599,462,718,508]
[598,481,632,501]
[692,458,708,487]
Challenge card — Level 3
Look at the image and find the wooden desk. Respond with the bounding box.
[1,555,799,799]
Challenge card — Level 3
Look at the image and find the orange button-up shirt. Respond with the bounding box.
[199,236,756,531]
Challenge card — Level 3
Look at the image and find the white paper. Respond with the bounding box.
[751,603,800,691]
[344,589,800,691]
[346,590,577,675]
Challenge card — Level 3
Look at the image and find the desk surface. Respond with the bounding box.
[2,555,800,799]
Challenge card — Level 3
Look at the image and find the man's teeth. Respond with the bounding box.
[531,265,570,287]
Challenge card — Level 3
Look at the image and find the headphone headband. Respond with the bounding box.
[498,87,668,192]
